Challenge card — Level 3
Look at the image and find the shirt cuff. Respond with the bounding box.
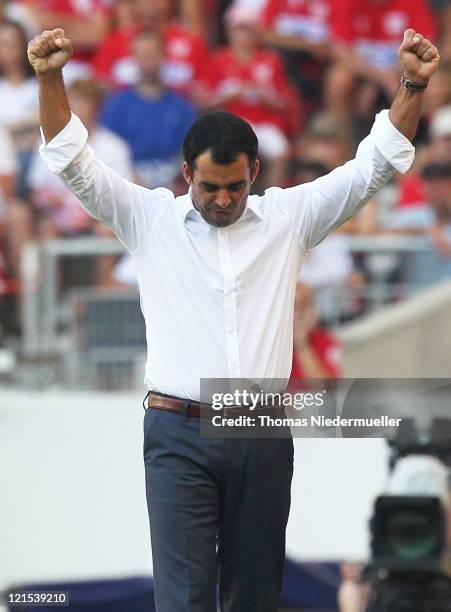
[39,112,88,174]
[371,109,415,174]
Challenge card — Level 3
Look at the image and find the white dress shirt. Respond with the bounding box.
[40,110,414,400]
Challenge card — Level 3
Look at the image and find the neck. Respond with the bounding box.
[232,46,255,62]
[137,77,163,99]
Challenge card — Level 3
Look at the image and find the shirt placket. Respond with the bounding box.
[217,228,241,378]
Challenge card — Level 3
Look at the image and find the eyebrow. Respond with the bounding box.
[200,180,246,190]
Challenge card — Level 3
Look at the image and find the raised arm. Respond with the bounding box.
[27,28,72,142]
[27,29,167,254]
[278,29,440,251]
[389,28,440,141]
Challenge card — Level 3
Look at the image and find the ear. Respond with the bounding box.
[182,161,192,185]
[250,158,260,184]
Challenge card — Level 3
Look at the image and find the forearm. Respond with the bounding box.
[263,30,331,60]
[340,47,373,77]
[37,71,71,142]
[388,28,440,141]
[263,30,308,53]
[388,84,424,142]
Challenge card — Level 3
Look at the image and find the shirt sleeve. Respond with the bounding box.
[39,112,170,254]
[276,109,415,250]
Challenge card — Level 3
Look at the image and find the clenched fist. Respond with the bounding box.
[27,28,73,75]
[398,28,440,84]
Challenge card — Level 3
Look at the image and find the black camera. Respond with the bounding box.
[365,418,451,612]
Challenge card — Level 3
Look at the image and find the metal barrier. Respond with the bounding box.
[346,234,451,321]
[21,237,124,355]
[346,234,430,316]
[65,288,146,390]
[305,235,431,325]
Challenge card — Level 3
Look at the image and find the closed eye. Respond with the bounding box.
[200,182,218,193]
[199,181,246,193]
[228,181,246,191]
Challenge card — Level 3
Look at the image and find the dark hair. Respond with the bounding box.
[0,20,35,79]
[182,110,258,171]
[421,161,451,181]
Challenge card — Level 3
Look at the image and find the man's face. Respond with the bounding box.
[133,35,164,79]
[182,152,259,227]
[133,0,171,23]
[0,24,22,69]
[228,23,260,53]
[424,178,451,219]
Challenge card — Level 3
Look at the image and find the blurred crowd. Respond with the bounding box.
[1,0,451,374]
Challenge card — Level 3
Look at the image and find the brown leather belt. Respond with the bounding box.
[147,392,284,419]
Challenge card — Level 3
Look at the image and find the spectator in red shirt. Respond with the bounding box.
[21,0,110,82]
[93,0,207,97]
[290,283,341,387]
[324,0,437,124]
[196,5,302,188]
[394,103,451,215]
[261,0,334,109]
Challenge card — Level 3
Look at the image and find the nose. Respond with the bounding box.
[216,189,232,208]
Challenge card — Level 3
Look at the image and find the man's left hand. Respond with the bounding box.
[398,28,440,84]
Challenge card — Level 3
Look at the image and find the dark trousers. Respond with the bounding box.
[143,406,294,612]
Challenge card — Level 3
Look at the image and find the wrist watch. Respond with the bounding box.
[400,74,428,91]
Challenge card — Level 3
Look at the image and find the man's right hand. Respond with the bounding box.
[27,28,73,75]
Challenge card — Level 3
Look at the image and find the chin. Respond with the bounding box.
[204,210,237,227]
[208,216,234,228]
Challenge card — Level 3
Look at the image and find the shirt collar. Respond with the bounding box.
[180,188,263,224]
[245,195,263,220]
[180,189,196,222]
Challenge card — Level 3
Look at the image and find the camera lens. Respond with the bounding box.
[384,509,439,560]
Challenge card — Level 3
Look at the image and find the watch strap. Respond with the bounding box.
[400,74,428,91]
